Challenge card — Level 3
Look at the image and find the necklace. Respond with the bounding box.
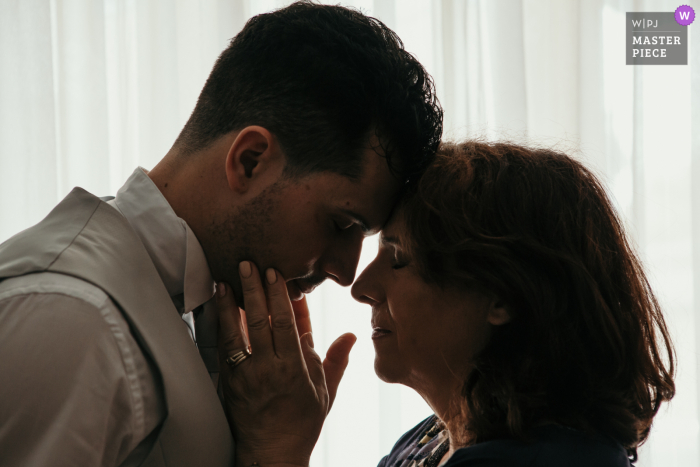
[424,439,449,467]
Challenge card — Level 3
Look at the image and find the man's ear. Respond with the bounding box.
[487,298,512,326]
[224,126,284,194]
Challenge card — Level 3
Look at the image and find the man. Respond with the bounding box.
[0,2,442,467]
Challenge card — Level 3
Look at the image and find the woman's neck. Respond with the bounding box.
[412,374,473,454]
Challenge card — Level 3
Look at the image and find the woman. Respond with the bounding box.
[216,141,675,467]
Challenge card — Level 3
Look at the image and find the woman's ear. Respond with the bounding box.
[224,126,284,194]
[487,298,511,326]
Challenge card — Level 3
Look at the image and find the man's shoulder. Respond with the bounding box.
[0,188,102,277]
[0,273,166,467]
[0,270,158,411]
[0,271,134,359]
[0,271,111,309]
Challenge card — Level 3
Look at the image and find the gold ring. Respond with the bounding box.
[225,347,252,369]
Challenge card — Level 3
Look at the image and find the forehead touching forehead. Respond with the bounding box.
[379,204,409,248]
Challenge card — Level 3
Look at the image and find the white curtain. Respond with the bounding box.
[0,1,697,466]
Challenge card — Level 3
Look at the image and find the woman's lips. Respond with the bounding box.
[371,328,392,340]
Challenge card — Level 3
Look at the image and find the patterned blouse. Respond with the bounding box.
[378,416,449,467]
[377,415,634,467]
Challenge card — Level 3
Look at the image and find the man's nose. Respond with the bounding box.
[323,232,364,287]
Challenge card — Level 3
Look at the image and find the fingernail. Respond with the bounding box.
[265,268,277,284]
[307,332,315,348]
[217,283,226,297]
[239,261,252,278]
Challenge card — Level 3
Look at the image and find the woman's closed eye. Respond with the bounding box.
[391,251,409,270]
[379,234,410,269]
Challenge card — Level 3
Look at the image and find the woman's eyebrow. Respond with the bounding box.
[339,209,371,234]
[379,235,401,247]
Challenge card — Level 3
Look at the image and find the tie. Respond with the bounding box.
[193,301,220,388]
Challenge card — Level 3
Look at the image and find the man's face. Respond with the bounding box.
[207,147,402,305]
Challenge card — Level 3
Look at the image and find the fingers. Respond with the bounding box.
[300,332,326,400]
[323,333,357,411]
[291,295,312,336]
[238,261,275,359]
[215,283,248,369]
[263,268,302,359]
[238,261,302,360]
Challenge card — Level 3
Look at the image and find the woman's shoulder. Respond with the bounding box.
[443,425,632,467]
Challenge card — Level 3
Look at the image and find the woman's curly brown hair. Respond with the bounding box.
[399,141,675,460]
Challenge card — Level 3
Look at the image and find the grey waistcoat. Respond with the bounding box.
[0,188,235,467]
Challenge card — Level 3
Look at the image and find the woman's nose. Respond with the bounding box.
[351,262,382,306]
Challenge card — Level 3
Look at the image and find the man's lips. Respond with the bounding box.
[286,280,304,301]
[286,280,318,301]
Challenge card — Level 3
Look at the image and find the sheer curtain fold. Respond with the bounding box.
[693,10,700,465]
[0,1,697,466]
[0,0,58,241]
[51,0,110,196]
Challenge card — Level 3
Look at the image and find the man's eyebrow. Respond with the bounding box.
[340,209,372,234]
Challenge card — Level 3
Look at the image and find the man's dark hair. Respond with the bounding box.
[174,1,443,183]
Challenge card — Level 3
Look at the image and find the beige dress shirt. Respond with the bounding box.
[0,168,218,467]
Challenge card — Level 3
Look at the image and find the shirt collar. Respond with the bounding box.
[109,167,216,315]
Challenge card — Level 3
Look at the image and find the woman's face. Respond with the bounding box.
[351,213,509,392]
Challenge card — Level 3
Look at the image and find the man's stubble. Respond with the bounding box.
[205,179,289,305]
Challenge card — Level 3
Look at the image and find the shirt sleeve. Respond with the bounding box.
[0,273,165,467]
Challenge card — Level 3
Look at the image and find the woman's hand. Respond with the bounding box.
[216,261,356,467]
